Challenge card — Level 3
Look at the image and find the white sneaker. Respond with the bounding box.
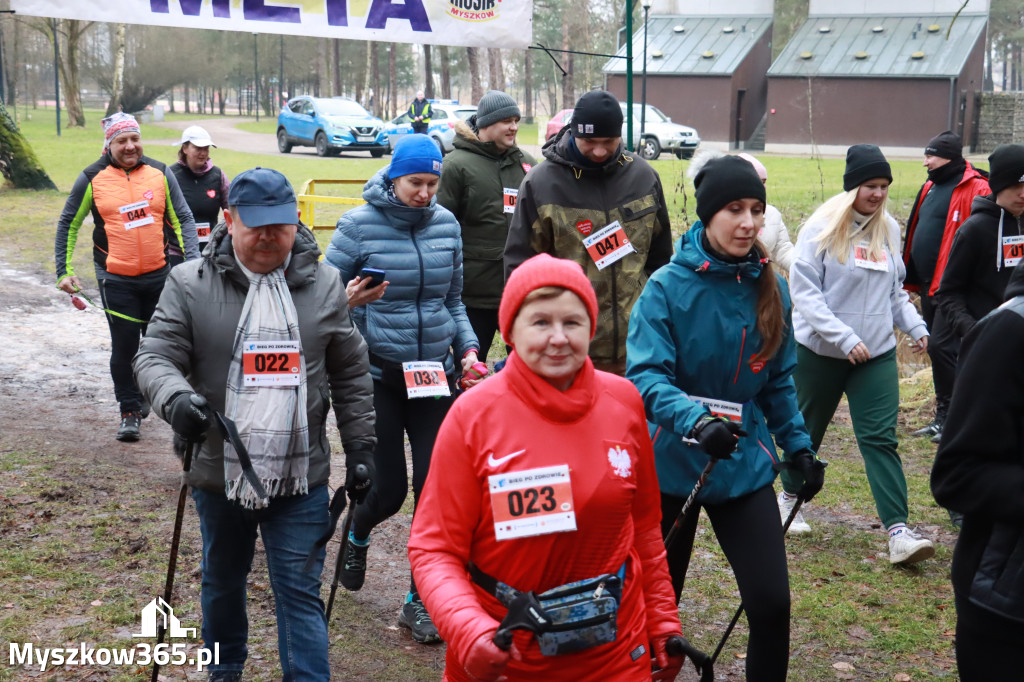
[777,491,811,534]
[888,527,935,565]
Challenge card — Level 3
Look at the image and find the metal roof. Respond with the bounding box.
[603,15,772,76]
[768,14,987,78]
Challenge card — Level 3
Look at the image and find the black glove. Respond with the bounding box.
[790,449,827,502]
[345,447,375,504]
[690,416,747,460]
[166,392,212,442]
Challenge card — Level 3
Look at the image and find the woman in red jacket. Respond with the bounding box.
[408,254,686,681]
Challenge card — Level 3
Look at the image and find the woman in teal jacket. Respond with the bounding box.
[626,155,824,681]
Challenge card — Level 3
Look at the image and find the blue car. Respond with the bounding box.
[384,101,477,155]
[277,96,388,157]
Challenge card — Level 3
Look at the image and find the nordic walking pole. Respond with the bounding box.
[709,496,805,665]
[663,458,717,552]
[325,463,369,622]
[152,394,207,682]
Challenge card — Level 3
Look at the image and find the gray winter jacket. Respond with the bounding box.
[790,211,927,359]
[324,167,478,381]
[133,222,376,492]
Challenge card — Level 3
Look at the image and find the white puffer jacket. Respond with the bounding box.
[759,204,796,273]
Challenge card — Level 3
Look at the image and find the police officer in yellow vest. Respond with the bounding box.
[55,112,199,442]
[408,91,431,135]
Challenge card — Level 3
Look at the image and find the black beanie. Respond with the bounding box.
[924,130,962,160]
[694,155,767,226]
[570,90,623,139]
[843,144,892,192]
[987,143,1024,196]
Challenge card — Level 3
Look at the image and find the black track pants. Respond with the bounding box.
[661,484,791,682]
[99,276,164,413]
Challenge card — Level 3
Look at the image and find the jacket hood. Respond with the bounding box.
[204,219,321,291]
[542,126,628,175]
[453,119,520,160]
[361,166,437,227]
[672,223,766,282]
[969,193,1002,219]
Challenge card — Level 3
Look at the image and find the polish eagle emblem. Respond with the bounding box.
[608,445,632,478]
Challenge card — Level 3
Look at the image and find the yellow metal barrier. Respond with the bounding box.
[297,179,367,231]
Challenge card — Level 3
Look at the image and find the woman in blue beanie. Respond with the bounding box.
[325,134,480,645]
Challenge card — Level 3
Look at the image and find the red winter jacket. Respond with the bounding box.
[408,352,681,681]
[903,162,990,295]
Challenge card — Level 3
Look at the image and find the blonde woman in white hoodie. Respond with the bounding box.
[784,144,934,566]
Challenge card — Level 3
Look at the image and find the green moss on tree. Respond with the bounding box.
[0,99,58,190]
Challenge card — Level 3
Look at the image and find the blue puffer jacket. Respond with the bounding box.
[325,167,478,381]
[626,224,813,503]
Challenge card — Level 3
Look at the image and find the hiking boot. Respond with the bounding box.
[888,527,935,565]
[930,429,943,445]
[339,534,369,591]
[777,491,811,534]
[116,411,142,442]
[948,509,964,529]
[912,420,942,438]
[399,595,442,644]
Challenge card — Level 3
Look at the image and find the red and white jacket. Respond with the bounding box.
[408,352,681,681]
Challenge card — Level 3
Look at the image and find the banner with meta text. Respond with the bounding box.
[9,0,533,49]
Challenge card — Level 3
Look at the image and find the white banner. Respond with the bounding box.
[9,0,533,48]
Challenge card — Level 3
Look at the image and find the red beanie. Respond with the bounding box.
[499,254,599,341]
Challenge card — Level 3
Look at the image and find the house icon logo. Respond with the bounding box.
[133,597,196,638]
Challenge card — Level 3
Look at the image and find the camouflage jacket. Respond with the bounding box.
[504,127,672,367]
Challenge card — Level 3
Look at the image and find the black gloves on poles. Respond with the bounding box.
[690,416,748,460]
[345,447,375,504]
[167,392,212,442]
[790,449,827,501]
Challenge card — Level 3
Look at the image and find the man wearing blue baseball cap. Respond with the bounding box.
[135,167,377,680]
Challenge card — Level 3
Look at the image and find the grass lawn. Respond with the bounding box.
[1,110,965,680]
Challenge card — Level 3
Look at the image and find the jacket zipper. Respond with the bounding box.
[547,612,614,632]
[411,222,425,360]
[597,182,620,364]
[734,326,747,384]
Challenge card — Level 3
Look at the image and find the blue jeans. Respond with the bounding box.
[191,484,330,680]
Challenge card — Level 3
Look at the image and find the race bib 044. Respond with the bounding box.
[119,200,154,230]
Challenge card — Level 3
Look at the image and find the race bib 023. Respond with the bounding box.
[489,464,576,541]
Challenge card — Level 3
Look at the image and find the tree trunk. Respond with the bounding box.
[523,50,533,123]
[388,43,397,119]
[488,48,503,91]
[0,99,57,190]
[370,42,381,118]
[168,88,175,113]
[183,82,190,114]
[332,39,342,97]
[4,19,19,108]
[217,87,225,115]
[104,23,126,116]
[439,46,451,99]
[561,17,574,109]
[466,47,483,103]
[423,45,434,99]
[51,19,89,126]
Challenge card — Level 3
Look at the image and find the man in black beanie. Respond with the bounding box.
[902,130,990,445]
[503,89,673,375]
[436,91,536,360]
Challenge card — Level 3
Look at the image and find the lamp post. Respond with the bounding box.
[640,0,651,150]
[253,33,259,122]
[624,0,633,152]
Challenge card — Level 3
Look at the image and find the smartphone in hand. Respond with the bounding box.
[359,267,386,289]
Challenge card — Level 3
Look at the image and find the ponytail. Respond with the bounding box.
[753,239,785,362]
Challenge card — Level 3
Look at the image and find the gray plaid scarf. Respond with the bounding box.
[224,257,309,509]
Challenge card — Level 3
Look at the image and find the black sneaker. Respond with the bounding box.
[208,671,243,682]
[116,411,142,442]
[339,536,368,591]
[399,596,442,644]
[912,420,942,437]
[208,671,242,682]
